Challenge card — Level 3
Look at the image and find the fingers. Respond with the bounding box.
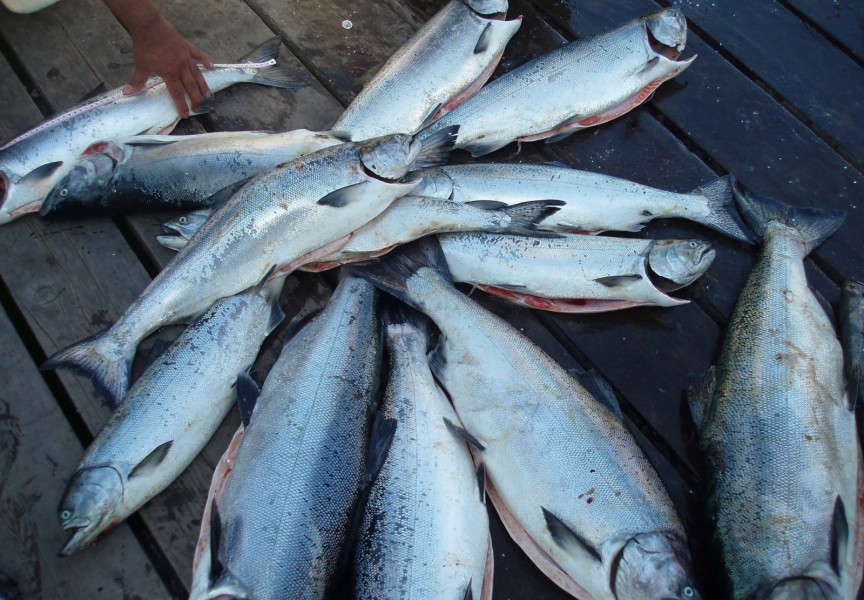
[190,46,215,70]
[164,76,190,119]
[180,67,204,113]
[123,68,149,96]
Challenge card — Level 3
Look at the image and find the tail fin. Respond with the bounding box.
[240,37,282,63]
[381,302,431,337]
[733,183,845,254]
[412,125,460,169]
[470,199,564,237]
[242,37,305,89]
[350,237,451,308]
[689,175,754,244]
[42,332,132,407]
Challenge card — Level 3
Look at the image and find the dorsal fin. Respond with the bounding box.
[129,440,173,478]
[236,373,260,427]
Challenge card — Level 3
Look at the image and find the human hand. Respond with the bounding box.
[123,15,215,118]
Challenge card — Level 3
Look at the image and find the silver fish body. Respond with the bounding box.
[353,242,700,600]
[691,189,862,599]
[438,232,714,312]
[354,311,491,600]
[418,8,694,156]
[39,129,345,219]
[299,195,561,271]
[43,127,457,404]
[57,279,285,556]
[0,38,300,224]
[333,0,520,139]
[190,274,382,600]
[410,163,751,241]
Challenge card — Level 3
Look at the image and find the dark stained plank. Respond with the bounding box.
[783,0,864,63]
[0,56,42,144]
[243,0,416,104]
[672,0,864,172]
[0,305,170,599]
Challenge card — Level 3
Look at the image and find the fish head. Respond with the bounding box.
[359,134,419,180]
[403,169,455,199]
[58,466,124,556]
[611,532,701,600]
[464,0,508,16]
[648,240,715,288]
[645,8,687,56]
[40,152,118,219]
[162,208,213,240]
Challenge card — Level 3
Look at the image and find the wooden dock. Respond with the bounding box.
[0,0,861,598]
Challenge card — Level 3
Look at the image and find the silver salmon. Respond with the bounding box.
[189,274,386,600]
[352,239,701,600]
[57,276,285,555]
[439,232,714,312]
[43,126,458,406]
[410,164,751,242]
[39,129,346,219]
[0,38,302,224]
[417,8,695,156]
[689,188,863,599]
[353,308,492,600]
[333,0,520,139]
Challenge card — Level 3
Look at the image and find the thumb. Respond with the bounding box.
[123,68,149,95]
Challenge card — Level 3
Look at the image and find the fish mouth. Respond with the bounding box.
[58,519,95,557]
[645,8,688,61]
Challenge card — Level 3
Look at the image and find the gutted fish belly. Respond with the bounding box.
[691,187,861,599]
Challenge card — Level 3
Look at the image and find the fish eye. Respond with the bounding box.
[688,241,698,248]
[59,189,68,197]
[683,586,695,597]
[60,509,72,520]
[178,216,187,224]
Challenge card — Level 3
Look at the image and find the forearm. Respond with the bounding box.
[101,0,165,37]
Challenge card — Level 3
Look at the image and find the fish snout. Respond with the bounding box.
[646,7,688,56]
[57,466,124,556]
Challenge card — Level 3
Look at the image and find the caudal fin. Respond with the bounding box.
[412,125,460,170]
[241,37,305,89]
[42,332,132,407]
[733,183,845,254]
[350,237,451,309]
[689,175,753,244]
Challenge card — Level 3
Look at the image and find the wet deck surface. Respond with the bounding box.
[0,0,861,598]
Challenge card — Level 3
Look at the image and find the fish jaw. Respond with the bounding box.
[58,466,125,556]
[648,240,715,287]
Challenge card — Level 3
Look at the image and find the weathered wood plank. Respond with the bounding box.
[672,0,864,172]
[0,55,43,144]
[0,305,170,599]
[783,0,864,64]
[243,0,416,105]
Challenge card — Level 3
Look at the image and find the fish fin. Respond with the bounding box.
[349,237,453,307]
[366,412,397,484]
[545,131,578,145]
[155,234,186,252]
[78,82,107,103]
[733,183,845,253]
[689,175,753,243]
[476,462,487,505]
[465,200,508,210]
[841,280,864,412]
[417,102,444,131]
[252,265,279,295]
[498,200,566,237]
[317,181,377,207]
[594,275,643,287]
[42,331,133,407]
[192,97,215,116]
[413,125,460,169]
[474,22,493,54]
[381,302,431,339]
[687,366,716,431]
[129,440,173,478]
[252,63,305,90]
[320,130,353,142]
[830,496,849,576]
[487,282,528,291]
[463,578,474,600]
[267,304,287,335]
[444,417,486,451]
[123,136,179,147]
[541,506,601,562]
[466,139,510,157]
[208,500,225,583]
[18,161,64,186]
[239,37,281,62]
[203,177,252,207]
[235,372,260,428]
[582,370,623,420]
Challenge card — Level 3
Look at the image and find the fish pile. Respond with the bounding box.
[2,1,860,599]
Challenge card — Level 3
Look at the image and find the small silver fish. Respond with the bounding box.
[418,8,695,156]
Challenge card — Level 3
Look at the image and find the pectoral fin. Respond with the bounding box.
[317,182,374,207]
[541,506,601,562]
[129,440,173,478]
[594,275,643,288]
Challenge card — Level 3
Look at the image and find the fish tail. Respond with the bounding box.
[494,199,565,237]
[689,175,754,244]
[242,37,305,89]
[381,302,431,338]
[239,37,282,63]
[350,237,451,309]
[733,183,845,254]
[412,125,460,169]
[42,332,132,407]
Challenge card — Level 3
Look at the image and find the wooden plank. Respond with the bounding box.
[783,0,864,63]
[671,0,864,172]
[0,305,170,599]
[243,0,416,105]
[0,55,42,144]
